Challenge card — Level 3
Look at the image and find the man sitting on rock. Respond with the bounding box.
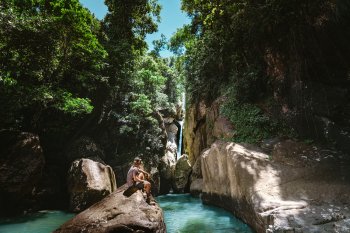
[126,157,154,204]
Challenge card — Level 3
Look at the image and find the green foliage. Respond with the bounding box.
[55,92,93,116]
[0,0,183,166]
[221,88,294,144]
[0,0,107,129]
[221,101,274,144]
[131,94,153,116]
[132,55,181,109]
[151,34,167,57]
[172,0,347,144]
[175,0,343,103]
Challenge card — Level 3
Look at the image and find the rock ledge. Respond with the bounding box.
[201,140,350,233]
[55,185,166,233]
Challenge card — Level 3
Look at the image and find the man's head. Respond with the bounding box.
[133,157,142,166]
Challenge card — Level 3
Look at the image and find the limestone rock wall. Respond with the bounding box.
[184,97,234,165]
[201,140,350,233]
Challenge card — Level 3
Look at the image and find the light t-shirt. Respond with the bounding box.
[127,166,139,187]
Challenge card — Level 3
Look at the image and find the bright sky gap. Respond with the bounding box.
[79,0,190,57]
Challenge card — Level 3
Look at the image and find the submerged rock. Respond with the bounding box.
[67,158,117,212]
[55,185,166,233]
[201,140,350,233]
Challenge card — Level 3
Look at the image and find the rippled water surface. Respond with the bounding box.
[0,211,74,233]
[156,194,253,233]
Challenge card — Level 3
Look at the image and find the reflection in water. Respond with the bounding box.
[0,210,74,233]
[157,194,253,233]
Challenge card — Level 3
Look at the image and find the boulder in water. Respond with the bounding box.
[55,185,166,233]
[67,158,117,212]
[173,155,192,193]
[158,151,176,194]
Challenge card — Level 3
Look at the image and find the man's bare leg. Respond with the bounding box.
[138,173,151,196]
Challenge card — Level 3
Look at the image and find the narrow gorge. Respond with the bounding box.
[1,0,350,233]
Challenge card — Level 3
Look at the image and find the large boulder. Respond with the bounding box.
[55,185,166,233]
[173,155,192,193]
[158,151,176,194]
[0,131,44,216]
[201,140,350,233]
[189,158,203,196]
[149,166,161,196]
[68,158,117,212]
[165,123,178,154]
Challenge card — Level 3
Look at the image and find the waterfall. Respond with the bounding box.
[177,121,183,159]
[177,93,186,159]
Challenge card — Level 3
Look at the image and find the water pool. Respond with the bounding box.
[0,211,74,233]
[157,194,253,233]
[0,194,253,233]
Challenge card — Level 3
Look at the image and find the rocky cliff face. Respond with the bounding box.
[201,140,350,233]
[184,97,234,165]
[0,131,45,216]
[265,45,350,154]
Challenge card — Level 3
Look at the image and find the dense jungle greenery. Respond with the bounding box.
[0,0,181,164]
[172,0,350,143]
[1,0,350,154]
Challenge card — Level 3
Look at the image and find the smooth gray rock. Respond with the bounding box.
[173,155,192,193]
[201,140,350,233]
[158,151,176,194]
[68,158,117,212]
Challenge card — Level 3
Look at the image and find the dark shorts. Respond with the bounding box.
[135,182,144,189]
[134,181,150,190]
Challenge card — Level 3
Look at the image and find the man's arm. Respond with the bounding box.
[133,169,144,182]
[138,168,150,176]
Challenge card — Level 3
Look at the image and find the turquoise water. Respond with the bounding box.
[0,211,74,233]
[0,195,253,233]
[157,194,253,233]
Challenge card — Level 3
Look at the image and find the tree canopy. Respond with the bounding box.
[0,0,182,164]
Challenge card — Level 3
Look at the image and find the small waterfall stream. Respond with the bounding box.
[177,93,186,159]
[176,120,183,159]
